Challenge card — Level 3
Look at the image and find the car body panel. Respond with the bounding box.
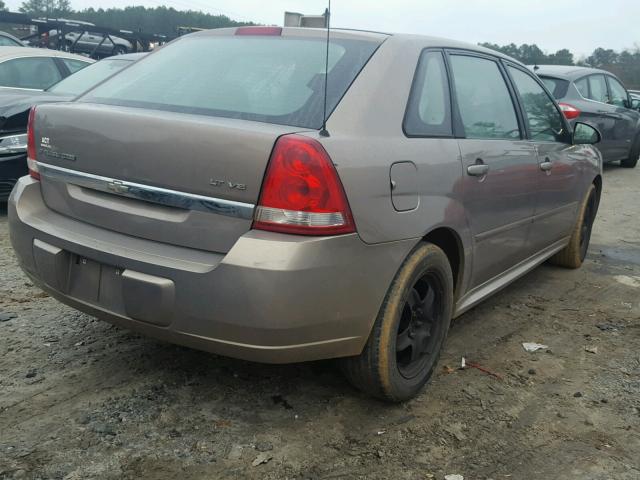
[528,141,580,249]
[8,30,603,362]
[9,176,416,363]
[457,139,539,288]
[32,102,311,252]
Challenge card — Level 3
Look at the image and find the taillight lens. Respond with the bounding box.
[26,106,40,180]
[558,102,581,120]
[253,135,355,236]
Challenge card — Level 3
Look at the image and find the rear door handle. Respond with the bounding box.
[467,164,489,176]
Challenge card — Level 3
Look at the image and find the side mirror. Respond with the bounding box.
[573,122,601,145]
[631,98,640,111]
[623,98,632,109]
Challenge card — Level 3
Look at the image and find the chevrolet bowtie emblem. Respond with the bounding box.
[106,180,130,194]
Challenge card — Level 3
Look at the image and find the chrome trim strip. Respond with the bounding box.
[37,162,255,220]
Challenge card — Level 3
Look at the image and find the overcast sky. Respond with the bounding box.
[5,0,639,57]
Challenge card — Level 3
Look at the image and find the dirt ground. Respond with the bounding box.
[1,164,639,480]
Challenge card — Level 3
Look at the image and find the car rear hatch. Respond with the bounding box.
[30,28,384,253]
[34,104,307,252]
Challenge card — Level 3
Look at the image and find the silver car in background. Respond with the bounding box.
[9,27,603,401]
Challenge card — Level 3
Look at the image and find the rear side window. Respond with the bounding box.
[588,74,608,103]
[508,66,569,143]
[404,51,452,136]
[49,59,130,96]
[450,55,520,140]
[81,35,381,129]
[575,77,589,97]
[540,76,569,99]
[0,57,62,90]
[607,76,628,107]
[61,58,91,74]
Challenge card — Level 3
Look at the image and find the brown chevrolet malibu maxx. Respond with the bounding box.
[9,27,603,401]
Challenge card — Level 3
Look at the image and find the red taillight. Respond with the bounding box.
[235,26,282,36]
[26,106,40,180]
[253,135,355,236]
[558,102,581,120]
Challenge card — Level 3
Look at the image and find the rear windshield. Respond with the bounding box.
[80,34,381,129]
[48,58,132,96]
[540,76,569,99]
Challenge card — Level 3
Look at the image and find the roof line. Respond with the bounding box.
[331,27,392,36]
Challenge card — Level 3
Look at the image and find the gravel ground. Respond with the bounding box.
[1,165,639,480]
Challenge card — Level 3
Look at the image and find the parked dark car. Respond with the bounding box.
[9,28,603,401]
[0,53,144,201]
[531,65,640,167]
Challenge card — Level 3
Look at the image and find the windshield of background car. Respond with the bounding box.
[540,76,569,99]
[48,59,131,96]
[80,34,381,129]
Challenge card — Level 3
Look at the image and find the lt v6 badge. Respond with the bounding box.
[210,179,247,191]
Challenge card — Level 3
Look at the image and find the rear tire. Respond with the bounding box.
[621,135,640,168]
[549,184,598,269]
[340,243,453,402]
[112,45,127,55]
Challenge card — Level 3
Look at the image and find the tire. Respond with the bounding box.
[549,184,598,269]
[340,243,453,402]
[621,136,639,168]
[112,45,127,55]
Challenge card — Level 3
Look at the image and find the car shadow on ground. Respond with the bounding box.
[602,162,623,171]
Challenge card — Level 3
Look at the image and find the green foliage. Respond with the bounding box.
[480,42,640,89]
[584,48,621,68]
[547,49,574,66]
[479,42,574,65]
[19,0,71,16]
[15,3,252,37]
[62,6,250,37]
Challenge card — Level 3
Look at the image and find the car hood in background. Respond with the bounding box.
[0,89,73,125]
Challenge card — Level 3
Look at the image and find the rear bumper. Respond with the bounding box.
[0,153,27,201]
[8,177,415,363]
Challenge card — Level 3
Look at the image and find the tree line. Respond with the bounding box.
[6,2,640,89]
[15,0,251,36]
[480,42,640,89]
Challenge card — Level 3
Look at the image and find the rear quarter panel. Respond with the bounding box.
[318,36,472,284]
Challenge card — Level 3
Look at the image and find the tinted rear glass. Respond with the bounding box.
[540,76,569,99]
[81,35,381,129]
[49,59,131,96]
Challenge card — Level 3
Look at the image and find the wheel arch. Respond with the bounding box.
[592,174,603,210]
[422,226,465,298]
